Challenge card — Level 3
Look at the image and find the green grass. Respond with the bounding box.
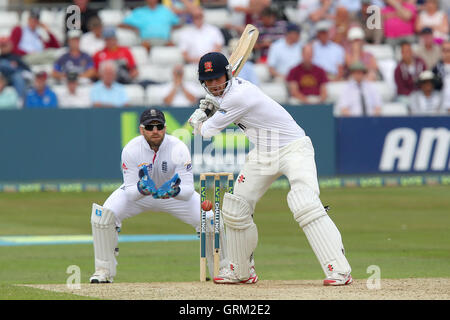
[1,186,450,299]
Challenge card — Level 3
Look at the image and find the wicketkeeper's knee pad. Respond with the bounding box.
[221,193,257,279]
[287,187,326,228]
[91,204,119,277]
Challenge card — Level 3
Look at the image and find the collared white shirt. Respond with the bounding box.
[409,90,442,115]
[267,37,304,76]
[312,40,345,76]
[336,80,382,116]
[178,24,224,61]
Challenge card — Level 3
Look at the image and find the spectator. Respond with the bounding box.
[163,0,199,24]
[178,7,225,64]
[254,6,288,62]
[226,0,271,34]
[0,73,19,109]
[382,0,417,47]
[92,27,138,84]
[415,0,449,43]
[432,41,450,91]
[10,8,60,65]
[52,30,95,83]
[312,20,346,81]
[286,43,328,104]
[24,71,58,108]
[394,41,427,99]
[329,6,352,46]
[90,60,129,108]
[336,0,362,16]
[57,72,91,108]
[415,27,442,69]
[80,16,105,56]
[64,0,99,34]
[267,24,304,81]
[344,26,379,80]
[0,36,31,99]
[119,0,180,51]
[409,70,442,114]
[228,38,260,85]
[297,0,336,27]
[160,64,204,107]
[336,61,382,116]
[357,0,384,44]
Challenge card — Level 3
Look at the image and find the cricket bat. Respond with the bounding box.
[228,24,259,77]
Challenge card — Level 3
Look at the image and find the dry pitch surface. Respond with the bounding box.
[24,278,450,300]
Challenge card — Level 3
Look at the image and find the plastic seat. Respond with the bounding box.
[149,46,183,66]
[259,82,288,104]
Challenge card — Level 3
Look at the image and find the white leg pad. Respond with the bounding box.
[287,188,351,276]
[91,203,118,277]
[222,193,257,279]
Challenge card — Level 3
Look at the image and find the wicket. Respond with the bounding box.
[200,172,234,282]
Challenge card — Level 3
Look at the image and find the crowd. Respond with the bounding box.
[0,0,449,116]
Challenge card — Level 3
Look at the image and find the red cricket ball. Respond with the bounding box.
[201,200,213,211]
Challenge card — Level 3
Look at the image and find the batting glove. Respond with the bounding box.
[137,165,157,196]
[188,108,208,135]
[199,94,220,118]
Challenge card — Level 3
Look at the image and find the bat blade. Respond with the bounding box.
[228,24,259,77]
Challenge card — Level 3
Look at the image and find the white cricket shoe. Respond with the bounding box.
[323,272,353,286]
[90,268,113,283]
[214,262,258,284]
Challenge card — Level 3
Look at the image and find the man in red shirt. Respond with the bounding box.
[92,27,138,84]
[286,43,328,104]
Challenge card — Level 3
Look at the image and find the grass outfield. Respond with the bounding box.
[0,186,449,299]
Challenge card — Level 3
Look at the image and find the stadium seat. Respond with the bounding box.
[130,46,149,67]
[0,28,12,37]
[124,84,146,106]
[0,11,19,29]
[98,9,124,27]
[183,63,198,82]
[325,81,346,103]
[117,28,140,47]
[203,9,230,28]
[149,46,183,66]
[381,102,409,116]
[378,59,397,90]
[138,64,172,83]
[259,82,288,104]
[374,81,395,103]
[146,83,169,106]
[363,44,395,61]
[254,63,271,83]
[171,26,188,46]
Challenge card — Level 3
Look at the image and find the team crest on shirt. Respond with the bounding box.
[162,161,168,173]
[204,61,213,72]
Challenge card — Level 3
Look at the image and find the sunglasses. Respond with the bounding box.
[141,123,165,131]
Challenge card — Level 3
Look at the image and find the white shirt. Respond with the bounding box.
[159,81,204,107]
[336,80,382,116]
[201,78,305,151]
[57,86,91,108]
[121,134,194,202]
[18,27,44,53]
[178,24,224,61]
[312,40,345,76]
[409,90,442,115]
[228,0,250,26]
[267,37,303,76]
[80,32,105,56]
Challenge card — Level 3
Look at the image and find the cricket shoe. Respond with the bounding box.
[90,268,113,283]
[214,263,258,284]
[323,272,353,286]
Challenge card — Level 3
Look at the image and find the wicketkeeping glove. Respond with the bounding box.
[153,173,181,199]
[137,165,157,196]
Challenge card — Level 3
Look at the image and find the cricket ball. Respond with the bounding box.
[201,200,213,211]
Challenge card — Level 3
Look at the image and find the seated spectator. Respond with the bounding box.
[0,73,19,109]
[297,0,336,28]
[336,62,382,116]
[415,27,442,70]
[286,43,328,104]
[119,0,180,51]
[382,0,417,47]
[415,0,448,43]
[10,8,60,65]
[254,6,288,63]
[267,24,304,81]
[336,0,362,16]
[90,60,129,108]
[432,41,450,91]
[329,6,352,46]
[409,70,442,114]
[92,27,138,84]
[344,26,379,80]
[80,16,105,56]
[64,0,99,34]
[160,64,204,107]
[163,0,199,24]
[226,0,270,35]
[57,72,91,108]
[52,30,95,83]
[178,7,225,64]
[24,71,58,108]
[0,36,31,99]
[357,0,384,44]
[312,20,345,81]
[395,41,427,99]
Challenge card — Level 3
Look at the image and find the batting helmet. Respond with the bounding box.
[198,52,231,81]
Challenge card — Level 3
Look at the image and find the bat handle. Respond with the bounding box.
[204,109,211,117]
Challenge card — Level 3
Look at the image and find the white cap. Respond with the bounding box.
[67,29,82,39]
[418,70,434,82]
[348,27,365,41]
[316,20,332,32]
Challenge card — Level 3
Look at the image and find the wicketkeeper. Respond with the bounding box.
[90,108,228,283]
[188,52,352,285]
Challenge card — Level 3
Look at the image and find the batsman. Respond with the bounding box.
[89,108,228,283]
[189,52,353,286]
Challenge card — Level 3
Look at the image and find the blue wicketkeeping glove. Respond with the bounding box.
[153,173,181,199]
[137,165,157,196]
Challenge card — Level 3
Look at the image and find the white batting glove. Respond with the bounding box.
[188,108,208,135]
[199,94,220,118]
